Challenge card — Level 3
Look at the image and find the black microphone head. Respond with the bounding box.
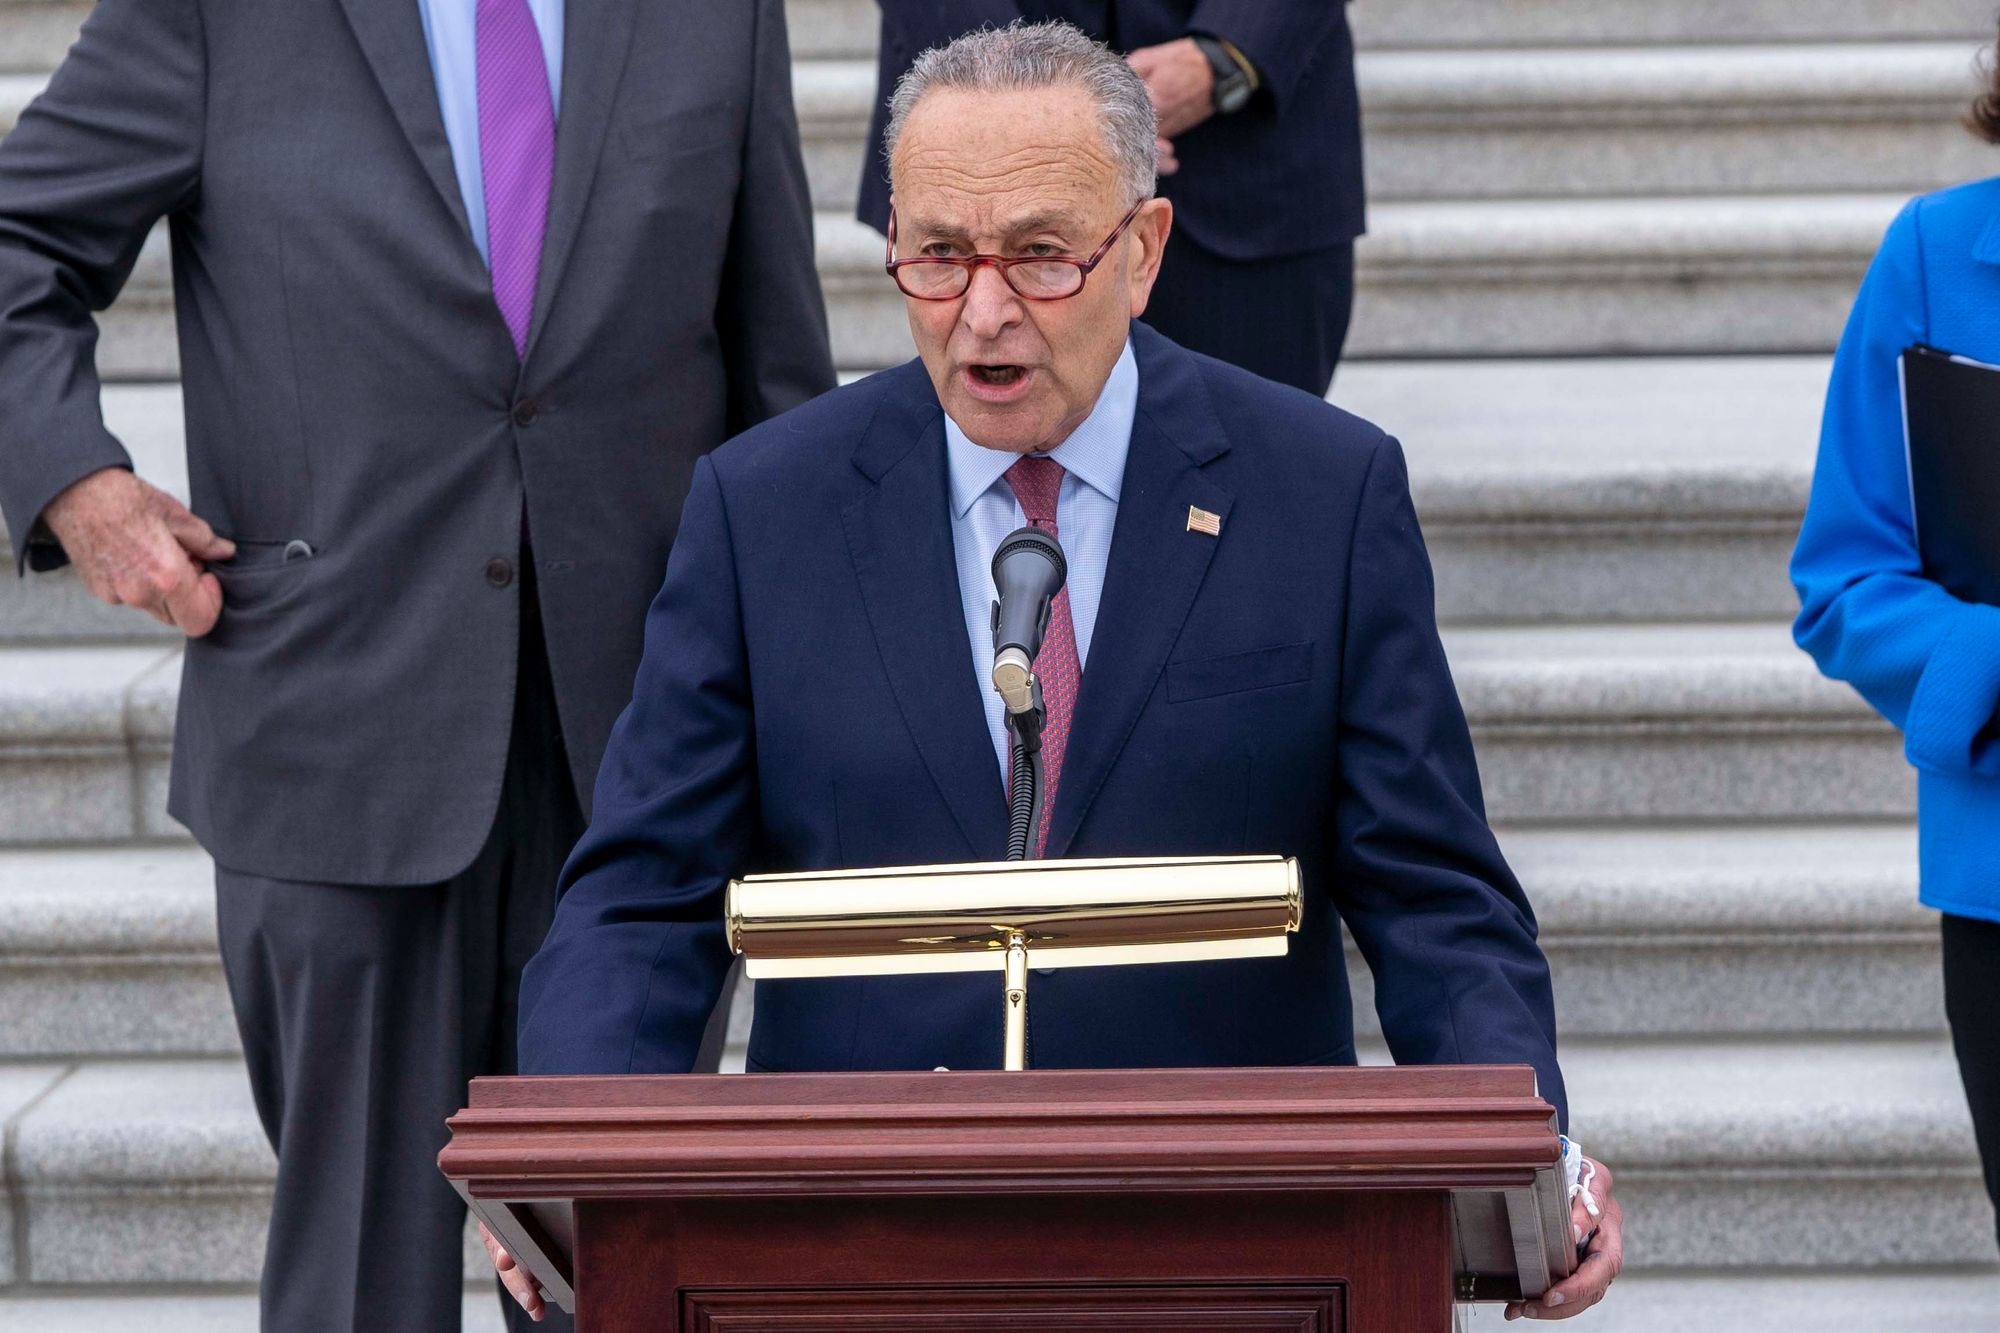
[992,524,1067,590]
[990,524,1069,671]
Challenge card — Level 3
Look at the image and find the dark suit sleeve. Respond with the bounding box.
[1186,0,1342,107]
[1329,434,1568,1130]
[0,0,205,573]
[517,456,752,1074]
[716,0,837,435]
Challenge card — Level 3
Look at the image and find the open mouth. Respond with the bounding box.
[968,364,1026,387]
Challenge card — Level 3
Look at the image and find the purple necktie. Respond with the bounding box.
[477,0,555,359]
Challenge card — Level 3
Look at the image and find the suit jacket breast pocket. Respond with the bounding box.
[1166,641,1314,703]
[620,101,742,163]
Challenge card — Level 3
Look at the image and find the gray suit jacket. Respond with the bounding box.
[0,0,835,884]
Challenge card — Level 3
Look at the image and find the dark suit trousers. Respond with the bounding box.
[216,566,582,1333]
[1140,226,1355,398]
[1944,912,2000,1251]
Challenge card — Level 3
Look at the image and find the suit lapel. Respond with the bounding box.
[842,369,1011,862]
[1043,327,1234,859]
[523,0,642,362]
[337,0,478,249]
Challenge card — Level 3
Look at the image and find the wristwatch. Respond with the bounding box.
[1192,34,1258,115]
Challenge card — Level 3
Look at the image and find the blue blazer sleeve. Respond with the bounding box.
[1791,199,2000,776]
[1331,437,1567,1130]
[517,457,750,1075]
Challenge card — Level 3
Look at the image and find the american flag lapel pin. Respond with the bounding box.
[1186,505,1223,537]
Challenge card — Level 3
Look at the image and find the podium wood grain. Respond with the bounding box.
[440,1065,1561,1331]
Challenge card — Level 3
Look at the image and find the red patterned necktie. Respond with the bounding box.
[1003,455,1081,857]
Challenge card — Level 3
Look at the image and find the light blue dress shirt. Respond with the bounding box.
[415,0,565,266]
[947,339,1138,779]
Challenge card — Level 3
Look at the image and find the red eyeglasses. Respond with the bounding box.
[885,200,1146,301]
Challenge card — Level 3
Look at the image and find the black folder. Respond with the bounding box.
[1899,344,2000,605]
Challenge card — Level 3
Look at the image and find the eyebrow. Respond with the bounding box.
[907,210,1083,244]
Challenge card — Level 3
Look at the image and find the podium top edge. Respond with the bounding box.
[733,855,1293,885]
[463,1063,1548,1114]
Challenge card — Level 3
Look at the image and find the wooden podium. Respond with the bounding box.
[440,1063,1572,1332]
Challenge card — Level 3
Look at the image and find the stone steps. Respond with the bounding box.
[776,0,1999,57]
[824,194,1901,368]
[0,824,1935,1061]
[1446,621,1907,824]
[72,196,1904,377]
[1350,355,1825,625]
[0,1060,493,1289]
[1561,1036,1986,1268]
[10,194,1905,377]
[0,625,1900,845]
[1348,0,1995,50]
[1472,1271,2000,1332]
[0,357,1827,644]
[0,845,232,1058]
[800,43,1992,212]
[784,0,874,61]
[0,171,1905,383]
[0,645,179,846]
[1357,42,1991,202]
[0,0,81,73]
[0,1293,511,1332]
[1353,822,1939,1041]
[0,1037,1981,1286]
[0,622,1904,840]
[11,33,1986,207]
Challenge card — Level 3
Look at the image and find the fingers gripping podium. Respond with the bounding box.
[440,857,1576,1330]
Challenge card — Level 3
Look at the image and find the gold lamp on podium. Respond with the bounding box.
[726,855,1302,1070]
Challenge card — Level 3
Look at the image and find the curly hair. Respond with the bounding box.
[1969,22,2000,143]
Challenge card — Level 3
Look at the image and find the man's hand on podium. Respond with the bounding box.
[480,1219,548,1322]
[1505,1155,1623,1321]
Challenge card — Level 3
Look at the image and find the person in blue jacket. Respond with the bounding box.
[1790,67,2000,1250]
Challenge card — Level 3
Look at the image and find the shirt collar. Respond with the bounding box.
[944,338,1138,520]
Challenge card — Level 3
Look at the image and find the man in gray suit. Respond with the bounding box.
[0,0,833,1326]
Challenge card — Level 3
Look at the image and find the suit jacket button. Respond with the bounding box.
[485,557,514,588]
[512,400,538,427]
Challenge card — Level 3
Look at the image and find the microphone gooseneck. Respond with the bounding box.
[1006,741,1039,862]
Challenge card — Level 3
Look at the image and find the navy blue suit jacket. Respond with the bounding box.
[517,324,1564,1128]
[859,1,1365,260]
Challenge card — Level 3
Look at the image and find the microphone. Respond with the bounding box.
[989,524,1067,716]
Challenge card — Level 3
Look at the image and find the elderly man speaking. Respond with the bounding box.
[501,21,1622,1323]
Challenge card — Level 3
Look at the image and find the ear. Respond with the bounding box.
[1125,198,1174,318]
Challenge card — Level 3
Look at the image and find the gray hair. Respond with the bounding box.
[883,20,1157,206]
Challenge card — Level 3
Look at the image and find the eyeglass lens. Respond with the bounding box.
[896,260,1084,300]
